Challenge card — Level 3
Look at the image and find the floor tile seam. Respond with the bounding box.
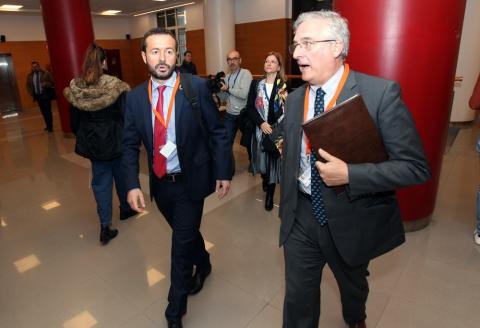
[206,264,282,305]
[202,217,283,256]
[243,302,270,328]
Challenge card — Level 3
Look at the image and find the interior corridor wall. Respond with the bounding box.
[0,14,136,109]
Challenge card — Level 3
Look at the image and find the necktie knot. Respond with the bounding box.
[157,85,166,93]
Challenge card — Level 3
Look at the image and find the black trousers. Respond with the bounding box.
[283,193,369,328]
[36,95,53,130]
[152,175,210,321]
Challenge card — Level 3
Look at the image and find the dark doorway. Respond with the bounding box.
[0,53,21,117]
[104,49,123,80]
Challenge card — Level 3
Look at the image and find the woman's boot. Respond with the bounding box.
[262,174,268,192]
[265,184,276,211]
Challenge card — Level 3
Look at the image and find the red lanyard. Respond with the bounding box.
[304,64,350,154]
[147,75,180,128]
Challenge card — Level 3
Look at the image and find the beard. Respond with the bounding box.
[147,60,176,81]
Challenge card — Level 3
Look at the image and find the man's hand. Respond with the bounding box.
[216,180,231,199]
[315,149,349,186]
[260,122,272,134]
[127,188,146,212]
[220,82,228,92]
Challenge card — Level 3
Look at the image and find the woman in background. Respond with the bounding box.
[64,43,135,245]
[246,51,288,211]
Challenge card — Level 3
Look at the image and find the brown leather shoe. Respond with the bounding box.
[349,321,366,328]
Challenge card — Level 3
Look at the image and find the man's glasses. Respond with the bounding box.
[289,39,336,54]
[227,57,240,62]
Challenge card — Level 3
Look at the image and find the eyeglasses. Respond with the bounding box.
[289,39,336,54]
[227,57,240,62]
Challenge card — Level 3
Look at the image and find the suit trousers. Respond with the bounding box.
[36,95,53,130]
[283,193,369,328]
[152,175,210,321]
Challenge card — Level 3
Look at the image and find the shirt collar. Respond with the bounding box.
[310,65,345,95]
[151,71,177,90]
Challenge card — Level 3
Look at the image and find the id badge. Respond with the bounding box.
[159,140,176,159]
[298,165,311,188]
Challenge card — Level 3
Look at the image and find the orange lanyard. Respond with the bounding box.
[304,64,350,154]
[148,75,181,128]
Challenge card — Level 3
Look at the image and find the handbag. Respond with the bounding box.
[261,129,282,159]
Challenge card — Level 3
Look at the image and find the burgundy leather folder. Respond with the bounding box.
[302,94,388,192]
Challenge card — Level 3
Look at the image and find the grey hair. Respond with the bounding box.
[293,10,350,59]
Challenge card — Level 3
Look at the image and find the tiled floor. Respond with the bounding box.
[0,107,479,328]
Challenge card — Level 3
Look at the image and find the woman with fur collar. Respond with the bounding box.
[64,43,135,245]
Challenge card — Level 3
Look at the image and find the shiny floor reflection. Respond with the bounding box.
[0,108,479,327]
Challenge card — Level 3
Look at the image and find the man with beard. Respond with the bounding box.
[122,28,232,328]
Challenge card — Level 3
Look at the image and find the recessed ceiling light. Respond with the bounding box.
[101,10,121,15]
[154,0,168,2]
[0,4,23,11]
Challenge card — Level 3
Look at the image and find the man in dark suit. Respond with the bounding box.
[179,50,198,75]
[122,28,232,328]
[279,11,431,328]
[26,61,55,132]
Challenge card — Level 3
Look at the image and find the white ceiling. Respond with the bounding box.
[0,0,192,16]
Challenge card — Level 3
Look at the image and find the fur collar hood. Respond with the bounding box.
[63,74,130,111]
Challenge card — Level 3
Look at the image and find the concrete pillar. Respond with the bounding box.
[203,0,235,74]
[333,0,467,230]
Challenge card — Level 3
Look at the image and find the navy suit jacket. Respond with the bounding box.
[122,74,232,201]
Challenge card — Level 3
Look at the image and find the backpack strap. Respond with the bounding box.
[180,73,210,146]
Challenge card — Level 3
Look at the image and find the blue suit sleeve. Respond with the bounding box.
[122,91,142,191]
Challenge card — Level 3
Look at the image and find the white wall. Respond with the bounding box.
[0,14,45,41]
[130,14,158,39]
[186,0,204,31]
[0,13,133,41]
[450,0,480,122]
[234,0,290,24]
[93,16,131,40]
[0,1,292,41]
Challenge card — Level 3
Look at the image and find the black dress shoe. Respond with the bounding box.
[168,319,183,328]
[119,208,137,221]
[189,264,212,295]
[99,225,118,245]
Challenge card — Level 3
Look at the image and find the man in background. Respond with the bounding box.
[179,50,197,75]
[218,50,252,171]
[26,61,55,132]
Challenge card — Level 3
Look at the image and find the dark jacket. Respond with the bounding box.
[63,74,130,161]
[279,70,430,266]
[122,74,232,201]
[26,69,55,100]
[179,61,197,75]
